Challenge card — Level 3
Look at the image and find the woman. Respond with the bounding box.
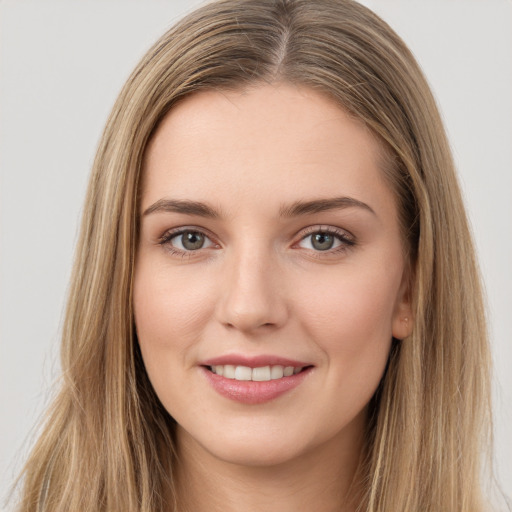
[14,0,493,510]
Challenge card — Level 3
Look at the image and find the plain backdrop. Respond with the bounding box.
[1,0,511,508]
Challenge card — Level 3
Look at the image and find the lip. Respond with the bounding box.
[201,354,310,367]
[199,354,314,405]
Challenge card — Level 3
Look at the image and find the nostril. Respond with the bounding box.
[222,317,278,332]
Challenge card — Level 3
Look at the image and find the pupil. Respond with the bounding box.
[312,233,334,251]
[182,231,204,250]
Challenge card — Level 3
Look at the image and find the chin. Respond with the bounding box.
[219,441,305,467]
[177,407,364,470]
[178,422,316,468]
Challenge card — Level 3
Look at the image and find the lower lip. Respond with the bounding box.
[201,366,312,405]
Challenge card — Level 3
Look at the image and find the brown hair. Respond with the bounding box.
[14,1,492,510]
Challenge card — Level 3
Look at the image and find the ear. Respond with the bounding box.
[391,270,414,340]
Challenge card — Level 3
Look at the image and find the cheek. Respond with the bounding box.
[135,260,213,332]
[293,258,402,395]
[297,264,400,345]
[133,261,215,385]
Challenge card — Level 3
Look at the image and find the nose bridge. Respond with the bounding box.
[217,237,286,332]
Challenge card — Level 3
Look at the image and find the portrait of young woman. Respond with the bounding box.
[1,1,511,511]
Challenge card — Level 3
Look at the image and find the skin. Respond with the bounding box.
[134,83,413,512]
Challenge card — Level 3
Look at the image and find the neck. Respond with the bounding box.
[174,413,366,512]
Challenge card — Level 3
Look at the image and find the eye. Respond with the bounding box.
[303,232,338,251]
[297,228,355,252]
[162,229,215,251]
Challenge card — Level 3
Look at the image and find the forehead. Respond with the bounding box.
[141,83,394,218]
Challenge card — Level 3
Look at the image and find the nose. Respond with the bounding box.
[216,246,288,333]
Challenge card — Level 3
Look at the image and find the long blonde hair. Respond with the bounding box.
[15,1,492,510]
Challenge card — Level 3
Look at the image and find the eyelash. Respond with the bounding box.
[158,227,217,258]
[158,225,356,259]
[297,226,356,257]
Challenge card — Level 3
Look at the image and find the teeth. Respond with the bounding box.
[270,365,284,379]
[284,366,294,377]
[252,366,271,381]
[210,364,304,381]
[223,365,236,379]
[234,366,252,381]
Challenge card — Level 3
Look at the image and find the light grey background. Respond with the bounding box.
[1,0,511,508]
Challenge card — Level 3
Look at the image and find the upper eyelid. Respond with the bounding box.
[158,225,355,248]
[159,224,352,236]
[160,226,217,242]
[297,225,355,241]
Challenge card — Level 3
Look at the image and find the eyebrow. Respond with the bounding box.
[142,196,375,218]
[143,199,220,218]
[279,196,376,217]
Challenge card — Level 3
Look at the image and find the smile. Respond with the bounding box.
[201,357,313,404]
[209,364,303,381]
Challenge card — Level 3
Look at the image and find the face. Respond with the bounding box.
[134,83,412,467]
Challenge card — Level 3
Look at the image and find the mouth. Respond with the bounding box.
[206,364,310,381]
[200,357,314,404]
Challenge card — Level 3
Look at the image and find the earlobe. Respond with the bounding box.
[392,312,413,340]
[391,272,414,340]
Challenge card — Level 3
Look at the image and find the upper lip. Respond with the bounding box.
[201,354,312,368]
